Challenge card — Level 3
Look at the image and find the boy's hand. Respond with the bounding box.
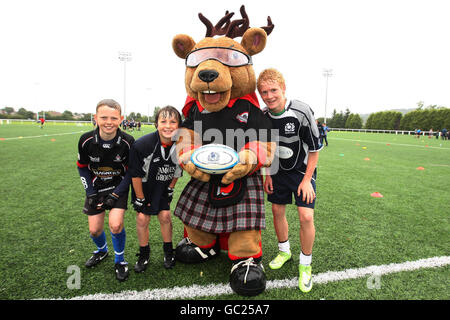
[87,193,99,209]
[166,187,174,203]
[264,175,273,194]
[133,198,146,212]
[297,179,316,204]
[101,193,119,210]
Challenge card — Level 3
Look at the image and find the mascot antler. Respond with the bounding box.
[199,5,274,38]
[199,10,235,37]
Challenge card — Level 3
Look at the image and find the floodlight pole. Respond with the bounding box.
[146,87,152,124]
[118,51,132,120]
[322,69,333,124]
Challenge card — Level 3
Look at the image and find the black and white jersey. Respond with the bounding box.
[77,127,134,195]
[128,131,182,197]
[181,98,273,149]
[266,99,322,174]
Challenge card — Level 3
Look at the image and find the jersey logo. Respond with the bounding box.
[235,112,249,124]
[113,154,124,162]
[284,122,295,134]
[89,156,100,162]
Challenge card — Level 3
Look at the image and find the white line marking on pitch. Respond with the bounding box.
[332,137,450,150]
[64,255,449,300]
[0,130,86,141]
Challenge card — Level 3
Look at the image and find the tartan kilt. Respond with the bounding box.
[174,172,266,233]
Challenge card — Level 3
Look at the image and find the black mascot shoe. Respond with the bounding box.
[230,257,266,296]
[175,237,220,263]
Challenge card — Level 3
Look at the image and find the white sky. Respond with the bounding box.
[1,0,449,118]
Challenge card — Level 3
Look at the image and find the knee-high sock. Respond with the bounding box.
[111,229,126,264]
[90,231,108,253]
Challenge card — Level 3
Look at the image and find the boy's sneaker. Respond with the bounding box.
[298,264,313,293]
[115,262,129,282]
[85,251,108,268]
[268,251,292,270]
[134,253,149,273]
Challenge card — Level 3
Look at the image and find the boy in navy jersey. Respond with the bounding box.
[257,69,322,293]
[77,99,135,282]
[129,106,182,272]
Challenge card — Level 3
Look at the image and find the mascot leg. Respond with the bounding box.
[175,225,221,263]
[228,230,266,296]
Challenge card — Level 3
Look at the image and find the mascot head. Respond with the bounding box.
[172,5,274,113]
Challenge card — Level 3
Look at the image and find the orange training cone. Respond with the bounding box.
[371,192,383,198]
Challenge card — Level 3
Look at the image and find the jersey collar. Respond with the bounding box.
[93,127,123,146]
[182,92,260,117]
[268,99,290,117]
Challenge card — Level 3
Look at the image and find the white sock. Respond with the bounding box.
[299,251,312,266]
[278,240,290,254]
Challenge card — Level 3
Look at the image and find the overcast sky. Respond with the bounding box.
[1,0,449,119]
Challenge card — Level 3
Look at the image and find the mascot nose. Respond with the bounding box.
[198,69,219,83]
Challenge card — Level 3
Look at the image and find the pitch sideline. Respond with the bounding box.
[64,255,450,300]
[0,130,86,141]
[332,136,450,150]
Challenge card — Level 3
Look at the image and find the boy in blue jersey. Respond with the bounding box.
[129,106,182,272]
[257,69,322,293]
[77,99,135,282]
[322,123,330,146]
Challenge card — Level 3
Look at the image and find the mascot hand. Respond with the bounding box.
[185,162,211,182]
[178,148,211,182]
[221,149,257,185]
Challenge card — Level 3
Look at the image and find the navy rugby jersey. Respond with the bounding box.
[265,100,322,174]
[77,127,135,196]
[128,131,182,200]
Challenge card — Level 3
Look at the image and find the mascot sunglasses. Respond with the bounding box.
[186,47,252,68]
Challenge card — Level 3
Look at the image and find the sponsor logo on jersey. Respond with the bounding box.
[155,165,176,182]
[92,167,122,179]
[235,112,249,124]
[89,156,100,162]
[277,146,294,159]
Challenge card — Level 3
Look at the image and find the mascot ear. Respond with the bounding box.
[172,34,196,59]
[241,27,267,56]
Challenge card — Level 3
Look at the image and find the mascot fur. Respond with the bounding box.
[172,5,275,296]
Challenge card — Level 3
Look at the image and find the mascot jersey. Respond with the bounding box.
[182,94,272,149]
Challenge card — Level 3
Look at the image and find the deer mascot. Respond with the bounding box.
[172,5,275,296]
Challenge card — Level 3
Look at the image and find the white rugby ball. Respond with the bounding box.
[191,144,239,174]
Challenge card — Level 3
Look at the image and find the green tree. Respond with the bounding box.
[3,107,15,114]
[17,108,35,119]
[345,113,363,129]
[62,110,74,120]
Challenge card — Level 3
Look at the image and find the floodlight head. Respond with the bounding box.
[118,51,132,61]
[322,68,333,77]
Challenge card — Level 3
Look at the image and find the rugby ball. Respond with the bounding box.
[191,144,239,174]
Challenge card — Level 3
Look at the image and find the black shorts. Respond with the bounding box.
[267,170,316,209]
[83,192,129,216]
[137,192,170,216]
